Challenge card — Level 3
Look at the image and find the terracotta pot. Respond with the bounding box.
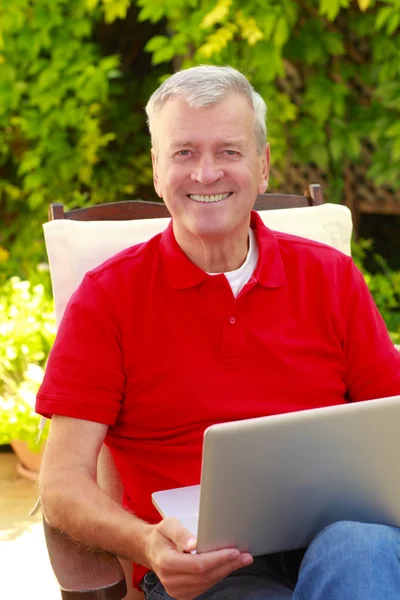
[10,439,44,480]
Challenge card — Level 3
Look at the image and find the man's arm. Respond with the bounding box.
[342,260,400,401]
[39,415,153,565]
[40,416,252,600]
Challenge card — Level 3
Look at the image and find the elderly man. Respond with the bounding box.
[37,66,400,600]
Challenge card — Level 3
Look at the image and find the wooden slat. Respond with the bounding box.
[62,201,170,221]
[254,194,311,211]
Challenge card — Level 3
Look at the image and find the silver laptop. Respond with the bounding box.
[152,395,400,555]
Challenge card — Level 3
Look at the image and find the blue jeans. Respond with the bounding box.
[141,521,400,599]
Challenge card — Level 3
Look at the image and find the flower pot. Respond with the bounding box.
[10,439,44,480]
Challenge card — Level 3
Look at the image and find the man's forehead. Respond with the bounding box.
[154,95,254,142]
[156,92,253,119]
[150,94,260,156]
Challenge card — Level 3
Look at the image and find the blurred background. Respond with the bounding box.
[0,0,399,596]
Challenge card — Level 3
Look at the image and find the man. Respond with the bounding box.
[37,65,400,600]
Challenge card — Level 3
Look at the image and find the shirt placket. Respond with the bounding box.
[220,278,258,360]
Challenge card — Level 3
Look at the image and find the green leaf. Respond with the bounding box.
[391,138,400,161]
[309,145,329,168]
[259,12,279,40]
[138,3,165,23]
[324,32,345,56]
[329,136,344,163]
[375,7,393,31]
[145,35,170,53]
[23,172,43,191]
[273,17,289,47]
[151,45,177,65]
[386,121,400,137]
[386,12,400,35]
[99,55,120,72]
[346,135,361,159]
[102,0,131,24]
[357,0,372,10]
[27,190,44,209]
[319,0,349,21]
[85,0,99,10]
[18,153,41,176]
[37,68,60,90]
[201,0,232,29]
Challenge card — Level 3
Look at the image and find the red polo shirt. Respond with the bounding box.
[36,211,400,587]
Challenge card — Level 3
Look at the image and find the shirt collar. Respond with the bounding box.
[160,210,285,290]
[250,211,285,288]
[160,221,208,290]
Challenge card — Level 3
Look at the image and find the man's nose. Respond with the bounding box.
[190,156,223,185]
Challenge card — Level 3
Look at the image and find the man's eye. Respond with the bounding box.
[177,150,191,156]
[224,150,238,156]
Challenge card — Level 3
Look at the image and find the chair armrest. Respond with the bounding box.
[43,517,127,600]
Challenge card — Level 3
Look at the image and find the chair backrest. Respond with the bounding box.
[48,184,324,221]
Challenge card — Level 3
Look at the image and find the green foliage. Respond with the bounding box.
[136,0,400,203]
[352,238,400,344]
[1,0,400,283]
[0,276,55,449]
[0,0,156,282]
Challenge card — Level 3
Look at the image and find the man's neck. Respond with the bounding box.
[173,224,250,273]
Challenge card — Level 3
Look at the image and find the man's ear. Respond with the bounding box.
[258,143,270,194]
[151,148,162,199]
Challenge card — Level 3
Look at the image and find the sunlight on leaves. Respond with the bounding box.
[357,0,371,10]
[201,0,232,29]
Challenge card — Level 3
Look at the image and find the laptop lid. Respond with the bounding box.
[153,395,400,555]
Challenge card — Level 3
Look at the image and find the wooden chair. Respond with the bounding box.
[43,184,336,600]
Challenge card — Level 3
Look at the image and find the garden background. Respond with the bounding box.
[0,0,399,449]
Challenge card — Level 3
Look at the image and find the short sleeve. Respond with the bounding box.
[36,273,125,424]
[343,260,400,401]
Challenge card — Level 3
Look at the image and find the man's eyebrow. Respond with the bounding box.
[168,140,248,151]
[169,141,195,151]
[216,140,247,151]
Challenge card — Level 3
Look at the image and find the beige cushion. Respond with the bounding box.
[43,203,352,327]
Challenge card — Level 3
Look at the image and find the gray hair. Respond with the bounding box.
[145,65,267,154]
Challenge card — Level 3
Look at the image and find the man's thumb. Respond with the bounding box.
[159,517,197,552]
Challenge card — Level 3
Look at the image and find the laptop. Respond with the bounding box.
[152,395,400,555]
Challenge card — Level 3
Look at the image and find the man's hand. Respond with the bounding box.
[144,517,253,600]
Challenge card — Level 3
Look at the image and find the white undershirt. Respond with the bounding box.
[207,228,258,298]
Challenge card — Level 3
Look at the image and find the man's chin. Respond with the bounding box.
[184,221,236,241]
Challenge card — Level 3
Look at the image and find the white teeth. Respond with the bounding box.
[189,193,230,203]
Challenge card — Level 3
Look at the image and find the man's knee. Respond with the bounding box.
[294,521,400,599]
[305,520,400,565]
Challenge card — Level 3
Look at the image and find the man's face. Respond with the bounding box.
[151,93,270,242]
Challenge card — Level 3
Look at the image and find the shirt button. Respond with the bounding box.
[229,316,236,325]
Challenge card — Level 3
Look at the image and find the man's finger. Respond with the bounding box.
[159,545,250,576]
[157,517,197,552]
[183,548,252,575]
[197,551,253,584]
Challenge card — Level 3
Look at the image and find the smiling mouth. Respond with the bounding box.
[187,192,232,203]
